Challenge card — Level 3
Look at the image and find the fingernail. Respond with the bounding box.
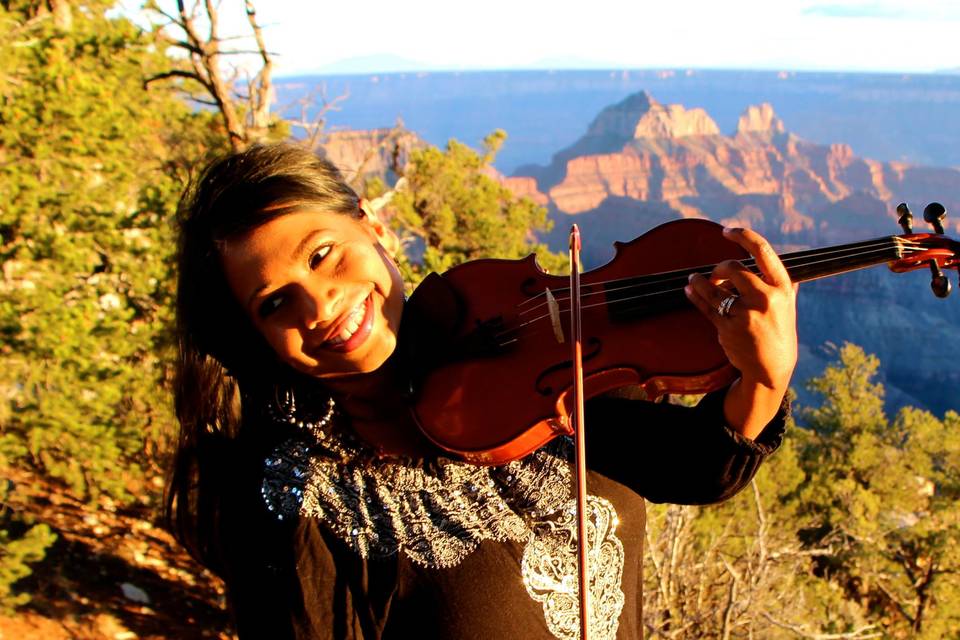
[684,285,692,296]
[688,273,695,282]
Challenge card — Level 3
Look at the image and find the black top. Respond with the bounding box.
[219,389,786,639]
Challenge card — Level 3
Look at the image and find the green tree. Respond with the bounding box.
[0,0,225,608]
[374,130,567,287]
[796,343,960,638]
[643,419,874,639]
[0,473,56,613]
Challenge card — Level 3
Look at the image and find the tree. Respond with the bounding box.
[643,427,877,639]
[641,343,960,638]
[373,130,567,288]
[0,0,226,608]
[796,343,960,638]
[144,0,286,151]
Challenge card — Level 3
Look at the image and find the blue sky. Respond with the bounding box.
[141,1,960,76]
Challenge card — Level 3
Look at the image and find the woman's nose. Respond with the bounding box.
[301,284,342,331]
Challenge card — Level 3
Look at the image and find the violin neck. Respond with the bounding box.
[605,235,911,322]
[776,236,905,284]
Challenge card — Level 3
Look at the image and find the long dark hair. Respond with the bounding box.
[165,142,361,572]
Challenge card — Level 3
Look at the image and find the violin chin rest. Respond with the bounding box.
[404,273,464,336]
[398,272,466,387]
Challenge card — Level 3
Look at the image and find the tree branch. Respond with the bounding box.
[760,613,881,639]
[143,69,206,90]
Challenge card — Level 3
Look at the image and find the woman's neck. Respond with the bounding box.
[322,352,406,415]
[322,353,438,458]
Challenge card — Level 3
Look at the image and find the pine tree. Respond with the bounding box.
[0,0,225,608]
[374,130,567,287]
[796,343,960,638]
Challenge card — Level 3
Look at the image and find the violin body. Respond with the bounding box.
[408,219,749,464]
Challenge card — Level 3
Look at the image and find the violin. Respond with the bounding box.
[401,203,960,466]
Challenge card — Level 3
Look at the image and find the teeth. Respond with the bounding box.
[326,299,366,346]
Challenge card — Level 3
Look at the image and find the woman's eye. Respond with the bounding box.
[309,245,332,270]
[258,295,284,318]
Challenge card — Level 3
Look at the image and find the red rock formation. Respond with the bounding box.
[548,150,655,213]
[517,93,960,246]
[735,103,785,137]
[586,91,721,140]
[501,176,549,206]
[319,128,425,183]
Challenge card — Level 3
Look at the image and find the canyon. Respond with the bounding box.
[320,92,960,415]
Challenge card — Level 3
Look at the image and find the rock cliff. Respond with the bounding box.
[319,127,426,184]
[515,92,960,248]
[513,92,960,415]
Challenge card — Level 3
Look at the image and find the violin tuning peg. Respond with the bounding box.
[929,260,951,298]
[923,202,946,235]
[897,202,913,234]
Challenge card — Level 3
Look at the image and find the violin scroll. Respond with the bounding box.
[888,201,959,298]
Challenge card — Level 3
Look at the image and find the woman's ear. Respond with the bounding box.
[359,200,401,256]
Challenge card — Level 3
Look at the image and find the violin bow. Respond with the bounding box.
[569,224,591,640]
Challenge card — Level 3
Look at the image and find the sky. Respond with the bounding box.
[139,1,960,76]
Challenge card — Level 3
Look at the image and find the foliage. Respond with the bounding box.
[796,343,960,638]
[644,418,874,638]
[0,4,224,502]
[373,130,567,288]
[0,471,56,613]
[645,343,960,638]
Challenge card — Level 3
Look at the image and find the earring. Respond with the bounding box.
[268,387,337,440]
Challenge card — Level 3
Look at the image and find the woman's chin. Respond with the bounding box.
[302,347,397,383]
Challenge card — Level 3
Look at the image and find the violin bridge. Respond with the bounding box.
[545,287,565,344]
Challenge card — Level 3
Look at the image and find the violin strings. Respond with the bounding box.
[516,237,916,317]
[493,240,920,348]
[555,242,916,318]
[501,241,916,345]
[551,240,919,310]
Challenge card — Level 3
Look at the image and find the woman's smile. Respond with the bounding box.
[319,292,374,352]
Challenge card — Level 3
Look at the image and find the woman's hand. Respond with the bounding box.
[684,227,798,439]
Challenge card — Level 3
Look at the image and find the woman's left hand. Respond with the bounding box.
[684,227,798,438]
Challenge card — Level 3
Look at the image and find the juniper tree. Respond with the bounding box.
[0,0,225,607]
[375,130,567,287]
[797,343,960,638]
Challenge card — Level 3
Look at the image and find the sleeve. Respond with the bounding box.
[584,387,788,505]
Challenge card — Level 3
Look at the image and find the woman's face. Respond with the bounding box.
[220,207,404,380]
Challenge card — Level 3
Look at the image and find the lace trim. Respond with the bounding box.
[262,428,574,568]
[261,422,626,638]
[522,496,625,640]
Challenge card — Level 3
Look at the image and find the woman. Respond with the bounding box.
[166,142,796,639]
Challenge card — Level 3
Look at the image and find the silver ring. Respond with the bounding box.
[717,294,739,318]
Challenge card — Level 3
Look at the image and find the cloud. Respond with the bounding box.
[802,2,960,20]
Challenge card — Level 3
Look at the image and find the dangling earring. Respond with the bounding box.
[268,386,337,440]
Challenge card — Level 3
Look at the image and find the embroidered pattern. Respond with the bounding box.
[522,496,625,640]
[262,429,574,568]
[261,419,625,639]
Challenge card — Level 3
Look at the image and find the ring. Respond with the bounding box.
[717,294,739,318]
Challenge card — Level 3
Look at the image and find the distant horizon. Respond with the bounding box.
[276,63,960,80]
[139,1,960,78]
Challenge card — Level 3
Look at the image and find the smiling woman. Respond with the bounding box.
[219,208,405,379]
[165,142,794,639]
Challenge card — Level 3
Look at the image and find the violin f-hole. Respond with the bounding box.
[534,337,602,396]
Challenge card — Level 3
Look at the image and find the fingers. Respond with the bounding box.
[709,259,764,293]
[685,274,740,326]
[722,227,791,289]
